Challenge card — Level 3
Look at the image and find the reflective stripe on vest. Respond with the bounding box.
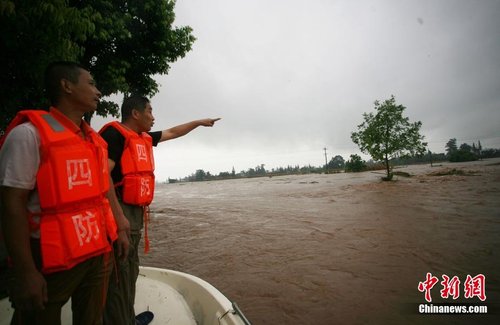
[41,113,65,132]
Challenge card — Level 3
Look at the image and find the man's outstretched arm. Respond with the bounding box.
[159,118,221,143]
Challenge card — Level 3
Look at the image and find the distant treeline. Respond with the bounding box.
[167,139,500,183]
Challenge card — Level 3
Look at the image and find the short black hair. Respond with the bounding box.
[121,95,150,122]
[44,61,86,105]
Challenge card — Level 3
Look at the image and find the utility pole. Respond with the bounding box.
[323,147,328,172]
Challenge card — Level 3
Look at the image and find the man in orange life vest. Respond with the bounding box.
[0,61,130,324]
[99,95,219,325]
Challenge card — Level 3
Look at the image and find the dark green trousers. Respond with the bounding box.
[103,201,143,325]
[9,239,112,325]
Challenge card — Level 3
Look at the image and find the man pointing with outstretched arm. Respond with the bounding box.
[99,95,219,325]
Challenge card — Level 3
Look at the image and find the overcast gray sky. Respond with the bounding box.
[94,0,500,181]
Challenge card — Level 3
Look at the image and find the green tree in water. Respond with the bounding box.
[351,95,427,180]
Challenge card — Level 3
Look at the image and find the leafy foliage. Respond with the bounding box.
[445,138,458,156]
[327,155,345,170]
[449,149,478,162]
[0,0,195,130]
[446,139,482,162]
[344,154,366,172]
[351,95,427,180]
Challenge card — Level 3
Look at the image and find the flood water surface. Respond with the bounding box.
[140,159,500,324]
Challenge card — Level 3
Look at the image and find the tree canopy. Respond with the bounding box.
[445,138,458,156]
[351,95,427,180]
[327,155,345,170]
[445,138,483,162]
[0,0,195,130]
[344,154,366,173]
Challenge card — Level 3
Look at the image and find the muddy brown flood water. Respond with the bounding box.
[140,158,500,325]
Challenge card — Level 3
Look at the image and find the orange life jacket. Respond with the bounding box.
[1,109,117,274]
[99,121,155,206]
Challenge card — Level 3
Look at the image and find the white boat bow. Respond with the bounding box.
[0,266,250,325]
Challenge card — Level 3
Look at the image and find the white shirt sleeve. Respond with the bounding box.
[0,122,40,190]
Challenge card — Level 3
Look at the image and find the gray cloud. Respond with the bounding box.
[95,0,500,180]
